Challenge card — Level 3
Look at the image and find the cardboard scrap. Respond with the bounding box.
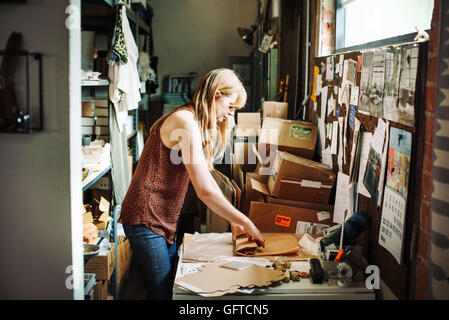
[234,233,300,256]
[175,261,285,296]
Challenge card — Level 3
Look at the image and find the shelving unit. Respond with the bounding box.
[80,0,151,300]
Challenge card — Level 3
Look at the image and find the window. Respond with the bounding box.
[336,0,434,51]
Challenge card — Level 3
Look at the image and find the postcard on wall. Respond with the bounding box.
[379,128,412,264]
[376,121,390,207]
[357,132,373,198]
[383,47,402,122]
[368,49,386,118]
[343,59,358,86]
[398,45,419,127]
[363,118,387,204]
[350,86,359,106]
[358,51,373,115]
[349,118,361,183]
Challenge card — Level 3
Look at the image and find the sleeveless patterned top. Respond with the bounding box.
[118,105,193,243]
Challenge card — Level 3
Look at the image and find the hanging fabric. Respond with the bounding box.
[108,4,141,132]
[109,102,131,205]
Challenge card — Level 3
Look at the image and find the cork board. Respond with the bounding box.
[310,42,428,299]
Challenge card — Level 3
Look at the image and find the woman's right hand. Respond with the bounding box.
[231,221,265,248]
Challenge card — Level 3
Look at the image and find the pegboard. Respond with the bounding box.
[310,41,428,299]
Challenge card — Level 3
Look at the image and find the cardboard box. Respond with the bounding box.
[241,172,267,215]
[263,101,288,119]
[82,117,95,126]
[96,117,109,126]
[84,242,115,281]
[93,280,109,300]
[235,112,261,137]
[94,99,108,108]
[81,126,94,135]
[259,117,317,159]
[267,151,336,203]
[95,125,109,135]
[266,196,334,212]
[82,101,95,117]
[249,202,335,233]
[94,107,109,117]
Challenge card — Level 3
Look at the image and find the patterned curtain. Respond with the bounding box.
[429,0,449,300]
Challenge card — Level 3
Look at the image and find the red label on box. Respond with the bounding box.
[274,215,291,227]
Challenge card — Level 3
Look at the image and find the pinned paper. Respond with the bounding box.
[327,95,334,117]
[322,146,333,168]
[320,86,328,120]
[326,56,334,81]
[348,105,358,130]
[357,132,373,198]
[350,86,359,106]
[331,121,338,155]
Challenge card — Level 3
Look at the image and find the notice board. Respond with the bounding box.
[310,41,428,299]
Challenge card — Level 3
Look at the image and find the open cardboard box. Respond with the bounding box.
[266,151,336,203]
[258,117,317,159]
[235,112,261,137]
[84,241,115,281]
[262,101,288,119]
[242,151,336,204]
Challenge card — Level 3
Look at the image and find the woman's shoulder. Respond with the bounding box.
[166,107,196,128]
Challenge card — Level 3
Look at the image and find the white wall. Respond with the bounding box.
[150,0,258,97]
[0,0,80,299]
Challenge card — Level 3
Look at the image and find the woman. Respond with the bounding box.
[118,68,265,300]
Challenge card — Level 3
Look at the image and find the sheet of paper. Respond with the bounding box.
[326,122,332,140]
[317,118,326,154]
[316,74,322,95]
[343,109,349,165]
[376,121,390,207]
[357,132,373,198]
[350,86,359,106]
[320,86,328,120]
[322,146,333,168]
[338,54,344,77]
[331,121,339,155]
[327,94,334,117]
[372,118,386,154]
[337,117,344,172]
[326,56,334,81]
[333,172,351,224]
[349,118,361,182]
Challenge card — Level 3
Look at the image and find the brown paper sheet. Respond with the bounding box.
[175,261,285,296]
[234,233,299,256]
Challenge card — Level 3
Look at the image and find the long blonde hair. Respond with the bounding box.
[150,68,247,170]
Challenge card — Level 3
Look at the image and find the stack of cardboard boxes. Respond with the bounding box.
[218,101,337,236]
[83,196,133,300]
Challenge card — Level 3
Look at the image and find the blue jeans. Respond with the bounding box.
[123,224,178,300]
